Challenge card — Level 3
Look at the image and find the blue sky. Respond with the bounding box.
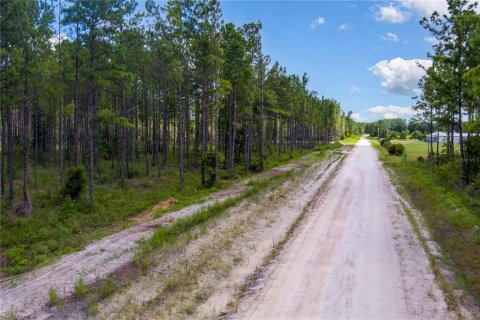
[220,0,450,122]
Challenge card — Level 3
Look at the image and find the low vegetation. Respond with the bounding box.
[0,148,317,276]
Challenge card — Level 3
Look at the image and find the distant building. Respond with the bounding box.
[427,131,468,144]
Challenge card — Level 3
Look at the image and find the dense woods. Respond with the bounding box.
[0,0,359,213]
[414,0,480,185]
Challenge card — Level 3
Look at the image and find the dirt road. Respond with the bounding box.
[235,137,450,319]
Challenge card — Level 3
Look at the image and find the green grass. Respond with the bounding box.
[389,139,429,160]
[339,135,362,145]
[371,138,480,304]
[0,146,336,276]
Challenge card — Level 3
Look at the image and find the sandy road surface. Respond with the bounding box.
[235,138,450,320]
[0,159,303,319]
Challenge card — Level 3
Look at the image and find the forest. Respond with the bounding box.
[1,0,362,212]
[0,0,363,275]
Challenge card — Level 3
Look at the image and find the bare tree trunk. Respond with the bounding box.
[22,50,32,215]
[34,108,38,191]
[163,88,169,166]
[201,82,207,186]
[7,101,14,204]
[228,91,236,175]
[214,74,219,184]
[1,110,5,196]
[259,58,265,171]
[144,90,149,176]
[178,81,184,191]
[87,50,95,201]
[194,97,199,168]
[74,30,80,166]
[120,86,126,182]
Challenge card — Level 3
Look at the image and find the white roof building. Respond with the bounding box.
[427,131,468,143]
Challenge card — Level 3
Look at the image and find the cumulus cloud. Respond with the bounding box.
[309,17,326,29]
[381,32,400,42]
[374,4,409,23]
[351,113,365,122]
[368,105,417,119]
[398,0,449,17]
[350,86,361,93]
[398,0,479,18]
[369,57,432,96]
[338,23,351,31]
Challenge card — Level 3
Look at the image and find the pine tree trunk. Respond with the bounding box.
[120,86,126,182]
[22,50,32,215]
[144,91,149,176]
[259,59,265,171]
[7,101,14,204]
[1,110,5,196]
[74,31,80,166]
[163,88,169,166]
[201,82,207,186]
[178,81,184,191]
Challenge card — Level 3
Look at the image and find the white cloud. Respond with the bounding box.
[309,17,326,29]
[424,36,439,45]
[398,0,479,18]
[368,105,417,119]
[351,113,365,122]
[369,57,432,96]
[338,23,351,31]
[374,4,409,23]
[49,33,67,48]
[381,32,400,42]
[350,86,361,93]
[398,0,449,17]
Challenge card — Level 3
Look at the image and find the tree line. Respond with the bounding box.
[365,118,429,140]
[0,0,360,214]
[415,0,480,184]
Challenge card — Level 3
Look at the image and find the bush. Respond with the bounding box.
[411,130,424,140]
[48,287,59,306]
[417,156,425,163]
[380,138,390,146]
[249,157,262,173]
[203,151,215,187]
[383,141,392,149]
[62,166,87,200]
[387,144,397,155]
[100,279,115,298]
[387,143,405,156]
[74,278,87,299]
[395,144,405,156]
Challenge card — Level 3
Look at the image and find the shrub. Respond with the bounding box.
[249,157,262,173]
[48,287,59,306]
[395,144,405,156]
[411,130,424,140]
[383,141,392,149]
[387,144,398,155]
[99,279,115,298]
[74,278,87,299]
[202,150,224,187]
[417,156,425,163]
[62,166,87,200]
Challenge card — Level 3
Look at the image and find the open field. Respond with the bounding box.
[389,139,429,160]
